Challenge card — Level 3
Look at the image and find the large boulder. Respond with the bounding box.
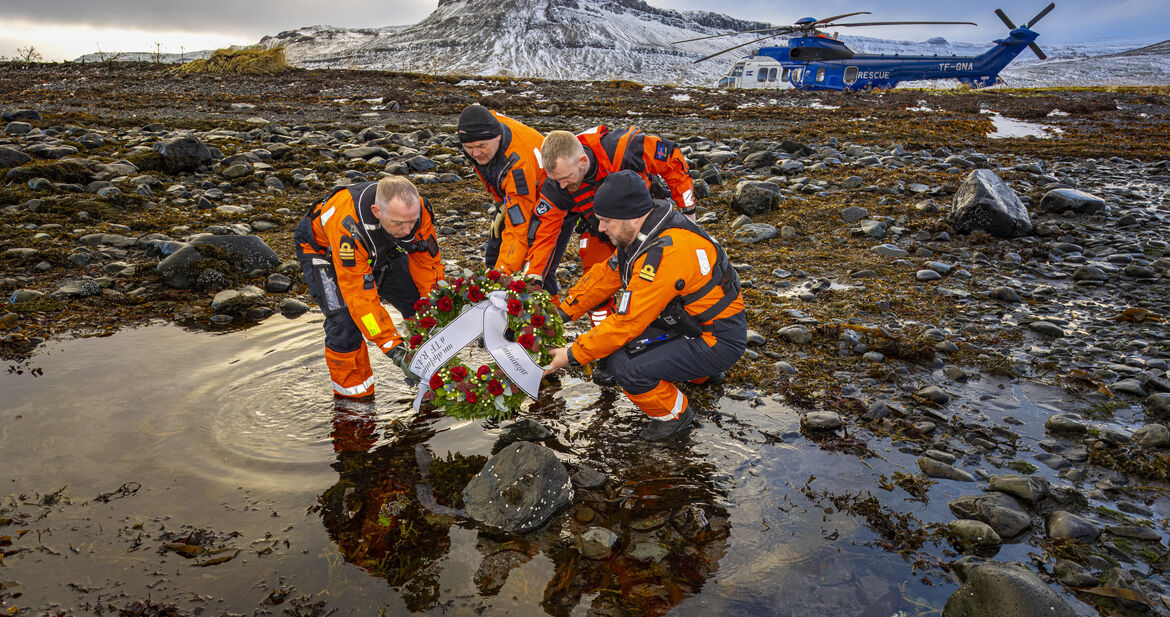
[731,181,780,216]
[152,135,214,172]
[948,169,1031,238]
[156,235,279,289]
[943,559,1077,617]
[463,441,572,533]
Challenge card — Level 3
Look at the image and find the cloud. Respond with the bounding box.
[3,0,435,36]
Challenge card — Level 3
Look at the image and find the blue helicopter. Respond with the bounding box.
[675,4,1054,91]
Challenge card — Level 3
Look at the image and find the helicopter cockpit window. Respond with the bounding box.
[816,68,826,82]
[732,62,745,77]
[768,68,778,81]
[844,66,859,85]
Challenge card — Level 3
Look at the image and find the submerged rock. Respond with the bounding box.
[463,441,572,533]
[943,559,1077,617]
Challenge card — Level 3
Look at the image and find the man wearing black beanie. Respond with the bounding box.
[544,171,747,441]
[457,104,547,280]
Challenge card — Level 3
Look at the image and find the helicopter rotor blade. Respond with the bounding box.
[672,26,794,45]
[994,9,1017,30]
[829,20,978,28]
[692,31,789,63]
[1029,42,1047,60]
[1027,2,1056,28]
[811,11,871,26]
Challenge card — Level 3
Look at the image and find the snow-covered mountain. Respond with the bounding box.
[257,0,1170,87]
[259,0,772,84]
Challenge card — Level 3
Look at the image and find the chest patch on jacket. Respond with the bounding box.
[654,142,669,161]
[338,236,356,267]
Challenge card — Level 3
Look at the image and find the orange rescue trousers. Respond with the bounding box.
[604,312,746,419]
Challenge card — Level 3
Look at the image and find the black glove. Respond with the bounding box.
[557,307,571,323]
[386,343,419,387]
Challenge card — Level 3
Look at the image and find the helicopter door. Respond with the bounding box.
[816,67,827,83]
[844,66,859,86]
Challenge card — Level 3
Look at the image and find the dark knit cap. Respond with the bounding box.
[457,104,502,143]
[593,170,654,220]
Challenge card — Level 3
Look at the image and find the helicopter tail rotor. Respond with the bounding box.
[995,3,1052,60]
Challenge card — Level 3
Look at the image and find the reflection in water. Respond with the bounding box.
[317,387,731,616]
[319,403,452,611]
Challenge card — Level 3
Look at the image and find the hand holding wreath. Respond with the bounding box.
[402,269,565,420]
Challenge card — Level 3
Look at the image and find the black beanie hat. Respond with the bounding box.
[457,104,502,143]
[593,170,654,220]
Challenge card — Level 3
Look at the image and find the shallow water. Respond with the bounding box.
[0,313,1126,615]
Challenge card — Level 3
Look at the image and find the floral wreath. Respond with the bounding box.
[402,269,565,420]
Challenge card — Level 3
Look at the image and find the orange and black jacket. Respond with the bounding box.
[467,111,546,274]
[559,204,743,365]
[297,182,443,353]
[529,125,696,279]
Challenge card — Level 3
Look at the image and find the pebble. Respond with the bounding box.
[800,411,842,431]
[917,456,975,482]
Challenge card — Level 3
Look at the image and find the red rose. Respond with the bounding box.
[429,373,443,389]
[450,365,468,382]
[488,380,504,396]
[469,286,485,302]
[409,334,423,348]
[465,391,478,404]
[437,296,454,312]
[518,333,535,349]
[531,314,546,327]
[476,365,492,379]
[507,299,523,316]
[420,316,437,329]
[414,298,430,312]
[487,270,502,281]
[509,280,527,293]
[452,277,464,291]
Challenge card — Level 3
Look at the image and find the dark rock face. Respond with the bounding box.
[462,441,572,533]
[731,181,780,216]
[156,235,280,289]
[943,559,1077,617]
[948,169,1031,238]
[152,136,214,172]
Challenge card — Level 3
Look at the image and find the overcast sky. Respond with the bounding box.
[2,0,1166,61]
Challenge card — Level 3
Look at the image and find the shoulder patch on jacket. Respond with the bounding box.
[512,168,529,195]
[654,141,670,161]
[535,199,552,216]
[338,235,357,267]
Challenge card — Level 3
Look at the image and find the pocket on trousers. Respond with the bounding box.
[309,259,347,317]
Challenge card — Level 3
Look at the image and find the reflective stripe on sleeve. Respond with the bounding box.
[320,206,336,226]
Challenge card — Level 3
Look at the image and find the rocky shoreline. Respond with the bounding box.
[2,63,1170,616]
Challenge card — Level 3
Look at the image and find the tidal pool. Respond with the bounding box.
[0,313,1104,615]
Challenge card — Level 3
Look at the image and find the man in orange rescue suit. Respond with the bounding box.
[532,128,697,318]
[457,104,546,279]
[294,177,444,399]
[544,171,745,442]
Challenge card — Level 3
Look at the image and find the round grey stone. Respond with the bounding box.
[800,411,842,431]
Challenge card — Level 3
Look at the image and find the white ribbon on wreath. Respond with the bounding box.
[408,290,544,412]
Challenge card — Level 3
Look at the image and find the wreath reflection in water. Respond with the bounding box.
[403,269,565,420]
